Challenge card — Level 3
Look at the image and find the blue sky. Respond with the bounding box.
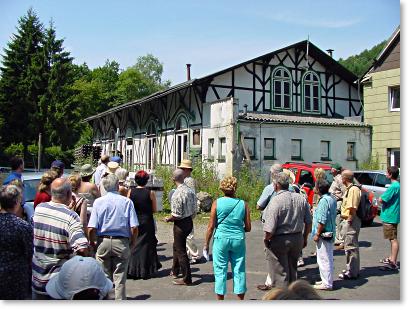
[0,0,401,85]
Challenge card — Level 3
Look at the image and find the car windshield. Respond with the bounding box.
[24,179,39,202]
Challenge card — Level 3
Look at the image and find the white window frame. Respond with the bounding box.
[389,86,400,111]
[302,71,321,114]
[208,138,215,160]
[270,67,292,111]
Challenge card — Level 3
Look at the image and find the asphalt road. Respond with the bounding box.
[121,215,400,300]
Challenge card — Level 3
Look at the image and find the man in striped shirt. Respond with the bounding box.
[32,178,89,299]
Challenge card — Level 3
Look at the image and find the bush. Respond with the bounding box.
[155,160,265,221]
[154,164,174,211]
[4,143,24,157]
[234,162,266,220]
[359,153,380,170]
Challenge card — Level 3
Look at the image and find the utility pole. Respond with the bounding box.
[37,133,42,172]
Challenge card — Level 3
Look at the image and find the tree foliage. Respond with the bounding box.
[338,40,387,78]
[0,9,171,166]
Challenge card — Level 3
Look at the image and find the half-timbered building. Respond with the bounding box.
[85,40,371,179]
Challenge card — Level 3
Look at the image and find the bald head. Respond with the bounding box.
[341,169,354,184]
[172,168,185,184]
[101,154,110,164]
[51,178,72,205]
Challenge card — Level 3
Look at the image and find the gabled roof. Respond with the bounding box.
[239,112,369,127]
[85,40,358,122]
[360,26,400,82]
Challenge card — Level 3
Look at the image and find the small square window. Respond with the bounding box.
[389,86,400,111]
[219,138,226,162]
[291,139,302,160]
[264,138,276,159]
[347,142,356,160]
[320,141,331,160]
[208,138,214,160]
[244,137,256,160]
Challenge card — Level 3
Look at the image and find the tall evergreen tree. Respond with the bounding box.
[40,21,77,149]
[0,8,46,150]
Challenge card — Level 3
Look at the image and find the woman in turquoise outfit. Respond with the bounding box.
[204,176,251,300]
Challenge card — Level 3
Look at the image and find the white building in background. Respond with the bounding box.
[85,40,371,179]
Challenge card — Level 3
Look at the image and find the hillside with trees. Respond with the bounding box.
[338,40,387,78]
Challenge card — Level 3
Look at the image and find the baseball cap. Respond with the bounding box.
[46,256,113,300]
[331,163,342,170]
[110,156,122,164]
[51,160,65,169]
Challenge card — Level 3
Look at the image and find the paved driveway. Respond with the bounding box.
[123,215,400,300]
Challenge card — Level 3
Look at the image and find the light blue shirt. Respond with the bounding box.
[311,193,337,241]
[88,191,139,238]
[94,163,107,187]
[257,183,295,210]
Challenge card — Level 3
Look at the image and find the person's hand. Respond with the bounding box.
[263,239,271,249]
[163,216,169,223]
[313,234,319,243]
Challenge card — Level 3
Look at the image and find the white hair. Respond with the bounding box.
[102,174,119,192]
[115,168,129,182]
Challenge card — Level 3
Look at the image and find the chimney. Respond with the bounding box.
[186,64,191,81]
[243,104,248,116]
[326,49,334,58]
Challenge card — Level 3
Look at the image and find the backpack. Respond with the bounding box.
[346,184,371,221]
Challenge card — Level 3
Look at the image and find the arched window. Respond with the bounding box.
[303,71,321,113]
[271,67,292,111]
[175,115,188,131]
[146,121,156,136]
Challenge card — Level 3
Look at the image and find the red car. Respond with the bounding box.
[282,162,378,226]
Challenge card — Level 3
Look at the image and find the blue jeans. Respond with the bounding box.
[212,237,246,295]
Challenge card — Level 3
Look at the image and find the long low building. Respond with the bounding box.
[85,40,371,178]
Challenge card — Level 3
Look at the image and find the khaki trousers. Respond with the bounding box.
[266,233,303,288]
[340,216,361,277]
[96,237,130,300]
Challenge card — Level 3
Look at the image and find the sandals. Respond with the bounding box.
[379,262,399,271]
[338,271,358,280]
[380,257,392,264]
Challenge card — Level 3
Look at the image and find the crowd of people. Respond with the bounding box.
[0,154,401,300]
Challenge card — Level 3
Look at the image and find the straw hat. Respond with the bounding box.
[107,161,119,174]
[283,168,296,184]
[177,159,193,169]
[79,164,96,178]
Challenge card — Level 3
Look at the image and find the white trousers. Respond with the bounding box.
[316,238,334,288]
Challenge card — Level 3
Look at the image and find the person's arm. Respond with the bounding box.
[264,231,273,248]
[204,200,217,251]
[87,227,97,252]
[79,199,88,233]
[91,184,101,198]
[313,222,325,242]
[244,202,251,232]
[347,187,360,223]
[150,190,157,213]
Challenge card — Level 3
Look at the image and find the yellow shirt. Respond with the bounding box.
[341,184,361,218]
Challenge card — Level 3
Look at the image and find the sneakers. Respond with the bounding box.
[313,284,332,291]
[314,281,322,285]
[297,258,305,267]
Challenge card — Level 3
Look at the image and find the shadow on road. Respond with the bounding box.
[127,294,151,300]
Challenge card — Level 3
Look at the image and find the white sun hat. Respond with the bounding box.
[46,256,113,300]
